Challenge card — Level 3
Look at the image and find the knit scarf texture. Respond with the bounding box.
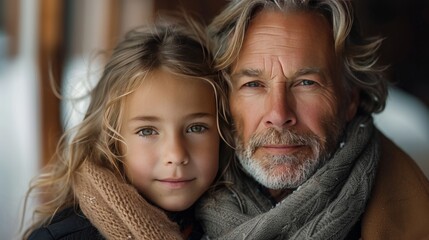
[197,115,379,239]
[74,160,183,240]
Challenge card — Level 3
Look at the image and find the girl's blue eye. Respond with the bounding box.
[138,128,158,137]
[187,125,208,133]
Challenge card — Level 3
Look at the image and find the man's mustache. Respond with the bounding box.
[244,128,323,154]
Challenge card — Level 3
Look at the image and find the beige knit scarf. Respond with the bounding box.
[74,160,183,240]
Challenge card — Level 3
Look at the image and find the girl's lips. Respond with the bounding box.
[159,177,194,182]
[157,178,195,189]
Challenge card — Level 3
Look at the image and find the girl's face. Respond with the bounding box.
[120,68,220,212]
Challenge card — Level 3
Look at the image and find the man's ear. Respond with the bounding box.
[346,88,360,121]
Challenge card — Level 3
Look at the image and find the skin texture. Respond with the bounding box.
[120,68,220,211]
[230,10,359,200]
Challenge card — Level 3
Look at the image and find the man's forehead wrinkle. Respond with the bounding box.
[252,25,308,39]
[253,24,286,32]
[246,31,307,54]
[266,56,281,81]
[244,36,294,56]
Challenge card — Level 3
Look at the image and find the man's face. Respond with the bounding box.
[230,10,358,192]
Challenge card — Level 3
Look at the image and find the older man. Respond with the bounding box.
[196,0,429,239]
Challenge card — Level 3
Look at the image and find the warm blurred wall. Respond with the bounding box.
[38,0,65,167]
[1,0,41,238]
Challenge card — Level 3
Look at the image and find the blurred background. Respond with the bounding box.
[0,0,428,239]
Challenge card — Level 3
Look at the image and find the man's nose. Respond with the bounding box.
[164,135,189,166]
[263,86,297,128]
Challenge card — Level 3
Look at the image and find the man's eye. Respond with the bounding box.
[138,128,158,137]
[299,80,315,86]
[243,81,262,88]
[187,125,208,133]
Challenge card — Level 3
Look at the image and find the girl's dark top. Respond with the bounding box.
[28,207,203,240]
[28,208,103,240]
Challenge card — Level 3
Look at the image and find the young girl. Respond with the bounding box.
[23,14,232,240]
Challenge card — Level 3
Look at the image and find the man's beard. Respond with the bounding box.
[235,122,343,189]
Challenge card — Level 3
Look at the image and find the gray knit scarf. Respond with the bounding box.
[197,115,379,239]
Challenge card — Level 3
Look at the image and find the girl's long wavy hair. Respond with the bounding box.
[23,13,234,238]
[208,0,388,182]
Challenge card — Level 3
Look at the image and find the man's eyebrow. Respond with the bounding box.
[291,67,321,79]
[231,68,262,79]
[231,67,321,79]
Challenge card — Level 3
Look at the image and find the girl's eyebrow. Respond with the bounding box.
[186,112,215,119]
[129,112,215,122]
[130,116,160,122]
